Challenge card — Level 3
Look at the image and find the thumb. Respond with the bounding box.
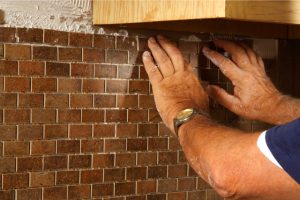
[206,85,239,111]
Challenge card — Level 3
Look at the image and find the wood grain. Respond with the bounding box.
[93,0,225,24]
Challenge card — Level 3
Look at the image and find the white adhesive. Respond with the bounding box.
[0,0,104,34]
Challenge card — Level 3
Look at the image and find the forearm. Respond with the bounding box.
[178,115,300,199]
[269,95,300,125]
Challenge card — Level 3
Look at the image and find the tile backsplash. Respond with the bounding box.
[0,27,297,200]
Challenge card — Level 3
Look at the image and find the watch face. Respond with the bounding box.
[176,108,194,120]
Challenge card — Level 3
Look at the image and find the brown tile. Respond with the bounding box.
[3,173,29,190]
[137,180,156,194]
[127,138,147,151]
[206,190,223,200]
[46,62,70,76]
[117,95,138,108]
[118,65,139,79]
[148,137,168,151]
[32,77,57,92]
[115,182,135,195]
[0,125,16,140]
[94,35,115,49]
[19,94,44,108]
[70,32,93,47]
[0,190,14,200]
[31,140,56,155]
[4,141,29,156]
[69,155,91,169]
[137,152,157,166]
[56,171,79,185]
[0,93,17,108]
[94,124,115,138]
[168,192,186,200]
[71,63,94,77]
[57,140,80,154]
[188,191,206,200]
[148,165,167,179]
[128,109,148,122]
[168,164,187,178]
[58,109,81,123]
[147,194,166,200]
[81,139,101,152]
[198,178,211,190]
[116,124,137,138]
[81,169,103,184]
[44,186,67,200]
[126,167,147,181]
[33,46,57,60]
[106,79,128,93]
[44,30,68,45]
[31,109,56,123]
[5,77,30,92]
[17,157,43,172]
[127,196,146,200]
[116,36,137,51]
[94,94,116,108]
[0,157,16,173]
[44,124,68,139]
[149,109,162,123]
[59,47,82,61]
[138,124,158,137]
[95,64,117,78]
[83,79,105,93]
[92,183,114,197]
[58,78,82,92]
[116,153,136,167]
[5,44,31,60]
[18,28,43,43]
[178,40,199,53]
[82,109,104,123]
[178,178,197,191]
[0,60,18,75]
[45,94,68,108]
[44,155,67,170]
[159,151,178,165]
[0,27,16,42]
[30,172,55,187]
[106,109,127,122]
[70,124,93,138]
[93,154,114,168]
[17,188,42,200]
[106,49,128,64]
[139,95,155,108]
[105,138,126,152]
[70,94,93,108]
[104,168,125,182]
[129,80,149,94]
[68,185,91,199]
[158,179,177,192]
[83,48,104,62]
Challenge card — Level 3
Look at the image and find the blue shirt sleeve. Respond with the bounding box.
[266,118,300,184]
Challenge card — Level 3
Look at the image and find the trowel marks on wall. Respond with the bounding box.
[0,0,101,33]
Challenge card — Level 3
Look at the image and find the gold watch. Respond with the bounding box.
[173,108,208,137]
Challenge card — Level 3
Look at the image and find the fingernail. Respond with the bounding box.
[143,51,151,57]
[202,46,211,54]
[149,37,156,43]
[157,35,164,40]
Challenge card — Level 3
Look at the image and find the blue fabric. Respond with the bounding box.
[266,118,300,184]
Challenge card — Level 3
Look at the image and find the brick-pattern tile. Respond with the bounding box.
[0,27,257,199]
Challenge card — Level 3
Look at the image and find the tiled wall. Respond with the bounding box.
[0,27,289,200]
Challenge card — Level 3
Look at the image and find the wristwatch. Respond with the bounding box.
[173,108,208,137]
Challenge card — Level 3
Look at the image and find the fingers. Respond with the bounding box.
[206,85,240,111]
[239,42,259,65]
[156,35,185,72]
[142,51,163,85]
[148,37,175,77]
[214,40,251,69]
[202,47,243,82]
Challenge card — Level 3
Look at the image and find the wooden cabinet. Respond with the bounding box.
[93,0,300,39]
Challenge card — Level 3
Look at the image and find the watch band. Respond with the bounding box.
[173,108,209,137]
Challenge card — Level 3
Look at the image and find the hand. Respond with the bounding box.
[203,40,283,124]
[142,36,208,134]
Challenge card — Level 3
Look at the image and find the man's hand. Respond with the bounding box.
[142,36,208,134]
[203,40,285,124]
